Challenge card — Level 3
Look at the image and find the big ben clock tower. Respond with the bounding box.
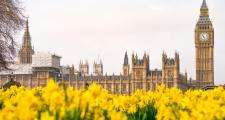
[195,0,214,86]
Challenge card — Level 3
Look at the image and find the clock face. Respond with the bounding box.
[200,32,209,41]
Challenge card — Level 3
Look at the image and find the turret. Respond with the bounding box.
[123,52,130,76]
[162,52,180,88]
[185,70,188,83]
[162,51,167,67]
[175,52,180,71]
[130,52,150,92]
[131,52,150,81]
[93,60,103,76]
[70,64,75,75]
[174,52,180,87]
[79,60,89,76]
[124,51,129,66]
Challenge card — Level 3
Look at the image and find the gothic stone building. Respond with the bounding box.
[66,51,188,94]
[0,20,61,88]
[0,0,214,94]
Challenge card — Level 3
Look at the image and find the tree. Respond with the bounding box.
[0,0,25,69]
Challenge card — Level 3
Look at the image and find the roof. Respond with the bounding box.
[201,0,208,9]
[0,63,33,75]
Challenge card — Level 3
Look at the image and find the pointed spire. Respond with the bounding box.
[143,52,147,61]
[175,52,179,59]
[25,18,29,31]
[70,64,75,74]
[147,54,150,62]
[124,51,129,65]
[162,51,167,59]
[200,0,209,16]
[162,52,167,65]
[19,18,34,64]
[22,18,32,48]
[135,54,138,59]
[201,0,208,9]
[132,52,135,65]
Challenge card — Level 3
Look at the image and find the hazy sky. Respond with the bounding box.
[18,0,225,84]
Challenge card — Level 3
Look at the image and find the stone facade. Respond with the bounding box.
[0,0,215,93]
[93,60,103,76]
[195,0,214,87]
[79,61,89,76]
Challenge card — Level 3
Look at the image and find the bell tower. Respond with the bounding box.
[195,0,214,86]
[19,19,34,64]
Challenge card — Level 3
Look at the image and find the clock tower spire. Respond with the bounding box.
[195,0,214,87]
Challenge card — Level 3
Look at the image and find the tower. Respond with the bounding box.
[131,52,149,90]
[79,60,89,76]
[70,64,75,75]
[123,52,130,76]
[162,52,180,88]
[93,60,103,76]
[195,0,214,86]
[19,19,34,64]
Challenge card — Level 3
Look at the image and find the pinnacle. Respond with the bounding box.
[25,18,29,31]
[22,18,32,48]
[201,0,208,9]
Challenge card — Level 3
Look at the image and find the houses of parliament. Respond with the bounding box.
[0,0,215,93]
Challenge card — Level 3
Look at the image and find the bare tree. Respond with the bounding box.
[0,0,25,69]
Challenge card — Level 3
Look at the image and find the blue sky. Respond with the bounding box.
[19,0,225,84]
